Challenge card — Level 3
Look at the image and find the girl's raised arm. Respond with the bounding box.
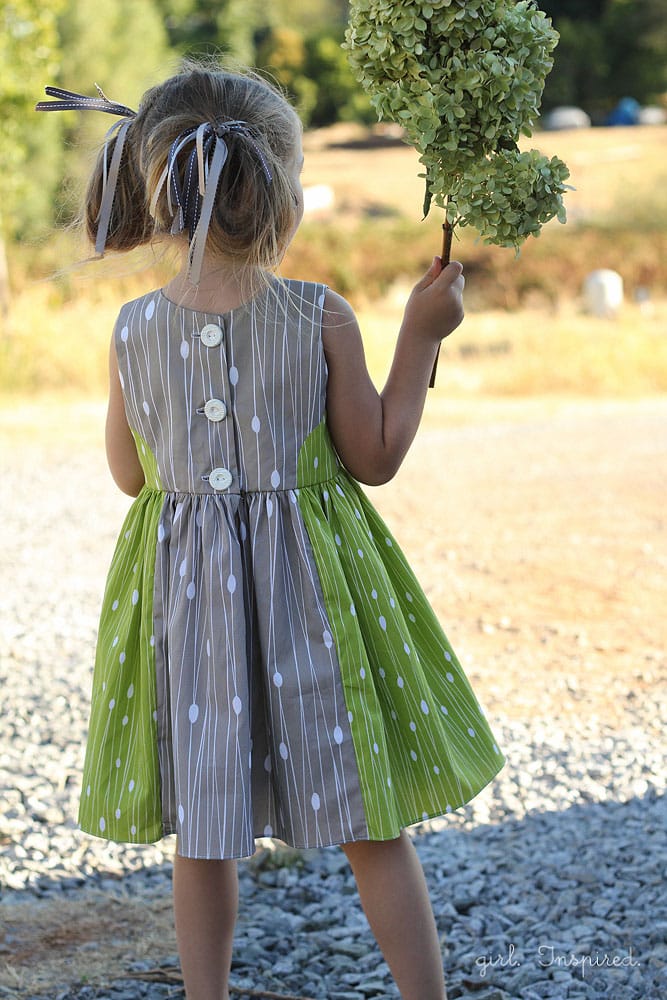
[105,337,146,497]
[322,258,464,486]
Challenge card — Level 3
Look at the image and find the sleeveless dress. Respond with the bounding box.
[78,279,505,860]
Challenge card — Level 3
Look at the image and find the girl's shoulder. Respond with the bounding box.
[280,277,328,311]
[113,288,162,331]
[320,288,360,352]
[278,281,358,342]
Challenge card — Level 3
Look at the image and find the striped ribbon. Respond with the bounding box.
[149,120,273,285]
[35,86,136,256]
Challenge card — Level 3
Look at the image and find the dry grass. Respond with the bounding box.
[300,121,667,228]
[3,281,663,400]
[0,891,177,995]
[358,296,667,396]
[2,124,666,399]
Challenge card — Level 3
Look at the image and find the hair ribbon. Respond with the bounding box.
[35,86,137,257]
[149,119,273,285]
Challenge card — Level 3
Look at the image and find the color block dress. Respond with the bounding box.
[78,279,505,860]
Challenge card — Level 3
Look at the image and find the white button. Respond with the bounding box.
[204,398,227,422]
[209,467,233,491]
[200,324,223,348]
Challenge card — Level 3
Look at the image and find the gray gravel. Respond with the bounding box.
[1,407,666,1000]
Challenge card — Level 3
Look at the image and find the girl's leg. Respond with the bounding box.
[342,830,447,1000]
[173,844,238,1000]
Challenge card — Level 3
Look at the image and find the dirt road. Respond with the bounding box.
[369,396,666,731]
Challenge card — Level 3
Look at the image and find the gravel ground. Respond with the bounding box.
[1,398,666,1000]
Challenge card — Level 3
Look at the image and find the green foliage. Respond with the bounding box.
[53,0,170,219]
[304,33,375,127]
[256,26,374,127]
[57,0,170,111]
[154,0,232,52]
[601,0,667,105]
[443,149,570,246]
[538,18,609,110]
[256,27,319,122]
[345,0,570,249]
[155,0,347,53]
[539,0,608,17]
[0,0,65,237]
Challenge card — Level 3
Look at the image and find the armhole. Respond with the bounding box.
[318,283,329,388]
[111,305,133,425]
[316,282,329,337]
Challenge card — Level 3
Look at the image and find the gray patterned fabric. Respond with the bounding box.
[115,281,367,858]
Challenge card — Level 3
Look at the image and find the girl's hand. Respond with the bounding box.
[323,261,465,485]
[401,257,464,344]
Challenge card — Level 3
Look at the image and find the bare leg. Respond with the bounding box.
[342,830,447,1000]
[173,844,238,1000]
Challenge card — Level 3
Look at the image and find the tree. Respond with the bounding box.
[304,32,375,127]
[541,0,667,114]
[0,0,65,311]
[54,0,170,218]
[602,0,667,104]
[540,17,609,110]
[154,0,232,52]
[154,0,347,55]
[539,0,609,18]
[255,27,319,123]
[255,25,374,128]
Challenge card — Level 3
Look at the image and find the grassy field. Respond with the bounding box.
[2,124,666,398]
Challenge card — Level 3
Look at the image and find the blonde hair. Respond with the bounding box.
[84,63,302,276]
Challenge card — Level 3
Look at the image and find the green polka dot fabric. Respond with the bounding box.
[78,477,163,843]
[78,280,505,859]
[297,421,505,839]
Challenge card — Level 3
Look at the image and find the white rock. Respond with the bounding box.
[637,106,667,126]
[583,269,624,318]
[303,184,335,217]
[543,106,592,130]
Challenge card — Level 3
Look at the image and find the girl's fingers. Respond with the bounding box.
[439,260,464,282]
[414,257,443,291]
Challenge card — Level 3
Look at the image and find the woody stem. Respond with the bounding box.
[428,215,454,389]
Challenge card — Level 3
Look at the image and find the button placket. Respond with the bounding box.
[196,320,236,492]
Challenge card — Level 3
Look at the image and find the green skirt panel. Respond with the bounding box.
[296,423,505,839]
[78,485,164,843]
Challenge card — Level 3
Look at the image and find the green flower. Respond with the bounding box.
[345,0,570,247]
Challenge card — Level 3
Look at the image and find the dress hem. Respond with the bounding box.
[77,752,506,860]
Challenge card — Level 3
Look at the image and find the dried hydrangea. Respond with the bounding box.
[345,0,570,249]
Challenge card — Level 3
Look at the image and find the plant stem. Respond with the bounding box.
[428,216,454,388]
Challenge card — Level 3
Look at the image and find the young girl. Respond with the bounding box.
[37,65,505,1000]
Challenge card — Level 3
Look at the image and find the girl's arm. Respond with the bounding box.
[105,336,145,497]
[322,257,464,486]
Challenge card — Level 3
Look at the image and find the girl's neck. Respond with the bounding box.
[163,258,265,314]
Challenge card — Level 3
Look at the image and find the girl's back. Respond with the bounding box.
[80,272,504,861]
[117,280,328,494]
